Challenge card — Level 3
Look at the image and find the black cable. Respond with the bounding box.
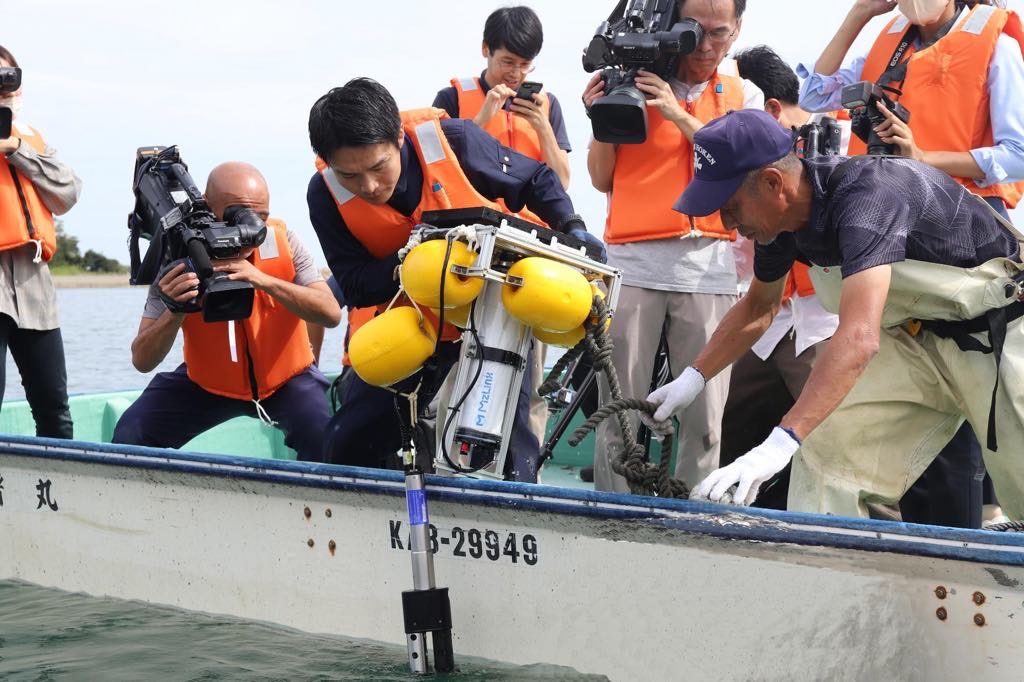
[440,299,491,474]
[433,234,454,353]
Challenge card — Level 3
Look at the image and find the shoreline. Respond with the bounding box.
[52,267,333,289]
[53,273,131,289]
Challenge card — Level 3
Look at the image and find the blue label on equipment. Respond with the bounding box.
[406,489,428,526]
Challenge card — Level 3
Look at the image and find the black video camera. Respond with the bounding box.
[795,116,843,159]
[582,0,701,144]
[127,146,268,322]
[841,81,911,156]
[0,66,22,139]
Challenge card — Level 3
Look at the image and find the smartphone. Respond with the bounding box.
[0,107,11,140]
[515,81,543,102]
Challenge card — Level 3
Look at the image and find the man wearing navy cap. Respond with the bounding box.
[645,108,1024,520]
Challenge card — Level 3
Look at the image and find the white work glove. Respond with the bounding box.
[691,427,801,506]
[641,366,706,434]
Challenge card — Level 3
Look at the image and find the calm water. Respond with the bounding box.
[0,581,603,681]
[2,287,348,402]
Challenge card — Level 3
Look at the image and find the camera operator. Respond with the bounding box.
[582,0,763,493]
[798,0,1024,528]
[113,162,341,461]
[647,109,1024,522]
[801,0,1023,221]
[0,45,81,439]
[711,45,849,510]
[307,77,604,481]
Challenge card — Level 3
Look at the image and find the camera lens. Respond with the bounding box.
[591,79,649,144]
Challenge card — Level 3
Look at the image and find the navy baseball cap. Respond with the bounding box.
[674,109,795,218]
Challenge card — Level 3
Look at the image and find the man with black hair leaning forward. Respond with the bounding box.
[646,108,1024,519]
[307,77,604,481]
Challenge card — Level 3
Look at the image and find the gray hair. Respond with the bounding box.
[742,152,801,190]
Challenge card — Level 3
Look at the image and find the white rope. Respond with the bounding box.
[252,399,278,427]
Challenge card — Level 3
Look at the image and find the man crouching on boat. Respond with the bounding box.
[112,162,342,461]
[645,109,1024,520]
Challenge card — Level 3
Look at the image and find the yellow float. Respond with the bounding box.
[531,282,609,347]
[501,257,592,332]
[348,306,436,387]
[430,302,473,329]
[401,240,483,309]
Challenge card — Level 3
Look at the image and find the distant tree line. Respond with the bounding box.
[50,221,127,273]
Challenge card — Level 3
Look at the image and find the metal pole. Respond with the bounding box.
[398,393,455,674]
[404,469,432,673]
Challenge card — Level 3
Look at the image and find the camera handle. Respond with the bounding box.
[185,237,214,280]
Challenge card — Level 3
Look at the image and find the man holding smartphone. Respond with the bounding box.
[433,5,574,454]
[433,5,571,198]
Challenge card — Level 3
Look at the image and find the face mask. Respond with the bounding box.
[0,94,22,119]
[898,0,949,25]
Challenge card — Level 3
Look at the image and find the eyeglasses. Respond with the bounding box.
[698,23,738,45]
[496,57,535,75]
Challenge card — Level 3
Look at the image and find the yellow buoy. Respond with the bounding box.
[430,302,473,329]
[401,240,483,309]
[502,257,592,332]
[533,282,609,347]
[533,325,585,348]
[348,306,436,387]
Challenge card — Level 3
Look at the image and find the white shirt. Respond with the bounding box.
[751,293,840,360]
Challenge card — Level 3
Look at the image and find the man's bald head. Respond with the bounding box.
[205,162,270,221]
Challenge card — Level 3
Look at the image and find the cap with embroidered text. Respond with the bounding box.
[674,109,794,218]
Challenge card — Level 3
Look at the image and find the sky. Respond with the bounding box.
[8,0,1022,267]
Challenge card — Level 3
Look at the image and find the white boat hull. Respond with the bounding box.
[2,436,1023,680]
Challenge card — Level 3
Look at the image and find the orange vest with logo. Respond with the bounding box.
[317,108,501,343]
[605,72,745,244]
[0,124,57,261]
[450,76,548,227]
[851,4,1024,207]
[182,219,314,401]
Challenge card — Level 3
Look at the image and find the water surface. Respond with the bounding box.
[0,580,604,680]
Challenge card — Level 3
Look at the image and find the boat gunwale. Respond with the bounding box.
[3,434,1024,567]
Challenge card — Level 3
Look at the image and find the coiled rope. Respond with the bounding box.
[540,297,689,498]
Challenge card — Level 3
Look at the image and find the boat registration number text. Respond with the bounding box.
[388,520,538,566]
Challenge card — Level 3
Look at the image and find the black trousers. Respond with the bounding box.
[112,364,331,462]
[899,421,984,528]
[0,314,73,438]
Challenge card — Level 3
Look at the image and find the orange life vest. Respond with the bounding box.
[450,76,548,227]
[783,262,815,299]
[0,124,57,261]
[851,4,1024,207]
[317,107,502,344]
[182,219,314,401]
[605,72,745,245]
